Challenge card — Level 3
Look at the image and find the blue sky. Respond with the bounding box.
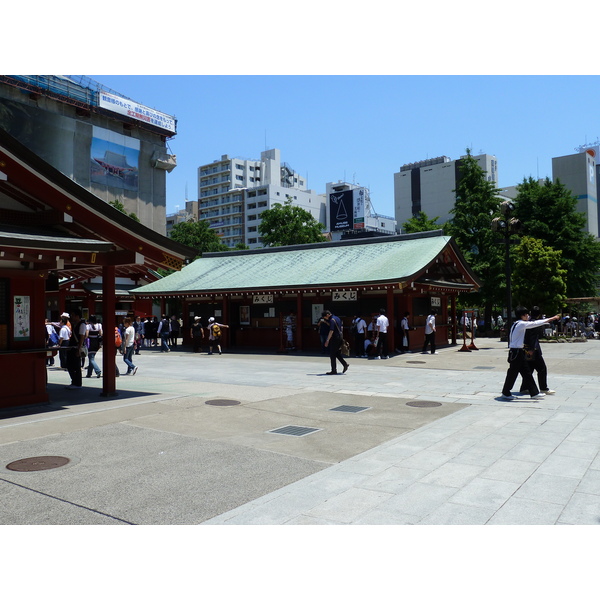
[90,75,600,219]
[7,4,600,223]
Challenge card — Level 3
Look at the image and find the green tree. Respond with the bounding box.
[512,177,600,298]
[109,198,140,222]
[169,220,229,258]
[402,211,441,233]
[444,149,504,321]
[258,199,325,247]
[512,236,567,314]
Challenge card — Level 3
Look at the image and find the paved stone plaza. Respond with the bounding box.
[1,337,600,525]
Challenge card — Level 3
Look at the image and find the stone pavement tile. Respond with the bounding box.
[445,477,520,510]
[503,442,556,463]
[524,430,570,448]
[588,454,600,471]
[352,508,422,525]
[360,465,429,494]
[419,461,485,488]
[576,468,600,495]
[553,440,600,460]
[536,454,592,479]
[418,502,497,525]
[480,458,539,484]
[573,417,600,430]
[451,445,511,468]
[548,412,587,424]
[514,472,579,505]
[566,427,600,445]
[284,514,345,525]
[304,487,393,524]
[397,450,454,471]
[558,492,600,525]
[487,497,563,525]
[372,482,458,518]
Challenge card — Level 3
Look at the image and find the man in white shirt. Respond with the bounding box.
[501,306,560,400]
[375,308,390,359]
[422,309,437,354]
[353,314,367,357]
[397,311,411,354]
[122,317,138,375]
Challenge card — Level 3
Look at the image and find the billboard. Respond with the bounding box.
[98,91,176,134]
[91,126,140,191]
[329,188,366,231]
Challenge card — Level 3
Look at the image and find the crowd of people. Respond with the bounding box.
[45,313,231,390]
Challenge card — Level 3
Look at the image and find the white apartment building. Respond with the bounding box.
[394,153,498,228]
[198,148,326,249]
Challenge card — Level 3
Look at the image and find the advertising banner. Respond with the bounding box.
[98,91,176,134]
[329,188,366,231]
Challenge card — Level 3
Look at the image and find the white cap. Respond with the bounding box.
[61,312,70,318]
[209,317,215,322]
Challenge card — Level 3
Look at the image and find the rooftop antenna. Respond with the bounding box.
[185,182,188,201]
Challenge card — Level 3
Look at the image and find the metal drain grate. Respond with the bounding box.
[330,405,371,413]
[406,401,443,408]
[6,456,70,472]
[205,399,241,406]
[268,425,321,437]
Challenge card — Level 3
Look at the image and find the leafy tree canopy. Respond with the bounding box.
[512,236,567,314]
[258,199,325,247]
[402,211,441,233]
[169,220,229,258]
[512,177,600,298]
[444,149,505,310]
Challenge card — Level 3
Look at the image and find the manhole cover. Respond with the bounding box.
[406,401,443,408]
[268,425,321,437]
[406,360,426,364]
[205,399,241,406]
[6,456,70,472]
[330,405,371,413]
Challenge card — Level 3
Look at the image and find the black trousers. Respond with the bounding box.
[502,349,539,396]
[519,352,548,392]
[66,348,82,386]
[377,332,388,357]
[422,332,435,353]
[354,332,365,356]
[329,338,348,373]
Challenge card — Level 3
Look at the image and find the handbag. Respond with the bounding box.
[340,339,350,356]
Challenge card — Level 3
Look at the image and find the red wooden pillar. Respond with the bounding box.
[386,287,395,351]
[101,265,117,397]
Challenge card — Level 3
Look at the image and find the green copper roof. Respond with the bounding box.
[132,232,472,295]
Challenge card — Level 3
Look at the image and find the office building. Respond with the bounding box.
[394,153,498,228]
[552,145,599,237]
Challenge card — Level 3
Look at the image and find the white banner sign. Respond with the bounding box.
[99,91,176,133]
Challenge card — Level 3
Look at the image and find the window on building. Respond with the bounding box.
[236,175,244,181]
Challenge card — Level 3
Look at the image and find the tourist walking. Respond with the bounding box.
[501,306,560,400]
[322,310,349,375]
[422,309,437,354]
[208,317,229,355]
[85,315,102,378]
[122,317,138,375]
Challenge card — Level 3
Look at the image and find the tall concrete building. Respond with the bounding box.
[394,153,498,228]
[0,75,177,234]
[552,146,599,237]
[197,148,325,249]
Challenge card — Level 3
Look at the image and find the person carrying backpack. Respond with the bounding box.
[207,316,229,355]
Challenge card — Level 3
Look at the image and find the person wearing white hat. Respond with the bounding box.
[190,316,205,353]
